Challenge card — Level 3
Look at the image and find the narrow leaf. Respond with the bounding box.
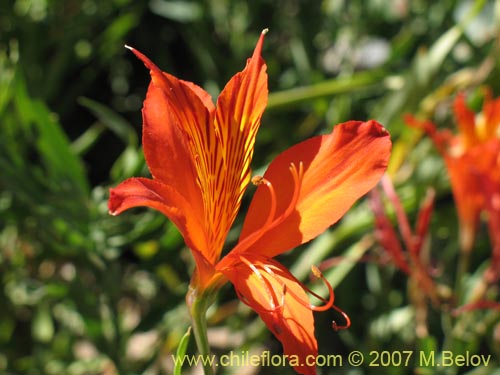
[173,326,191,375]
[79,96,138,146]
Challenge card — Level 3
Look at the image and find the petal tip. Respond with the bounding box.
[126,46,158,73]
[261,28,269,35]
[108,203,118,215]
[366,119,390,137]
[108,202,119,216]
[108,188,122,216]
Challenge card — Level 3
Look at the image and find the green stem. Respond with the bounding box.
[187,286,215,375]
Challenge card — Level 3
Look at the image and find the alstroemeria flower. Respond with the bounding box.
[406,91,500,253]
[109,30,391,375]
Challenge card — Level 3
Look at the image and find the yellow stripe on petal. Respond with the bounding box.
[198,30,268,260]
[125,32,268,264]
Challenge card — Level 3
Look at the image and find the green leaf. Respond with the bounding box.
[417,335,438,354]
[13,73,89,196]
[78,97,138,146]
[267,69,386,110]
[0,50,15,116]
[371,0,488,129]
[98,12,139,61]
[71,123,106,156]
[32,304,54,343]
[110,145,144,181]
[173,326,191,375]
[150,0,203,22]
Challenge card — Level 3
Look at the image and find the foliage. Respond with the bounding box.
[1,0,499,374]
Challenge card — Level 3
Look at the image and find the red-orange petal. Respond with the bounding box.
[237,120,391,258]
[126,46,219,255]
[453,93,479,149]
[481,94,500,141]
[471,140,500,275]
[141,82,205,215]
[446,139,500,252]
[126,46,214,198]
[201,30,268,260]
[127,31,268,263]
[219,254,318,375]
[443,153,483,253]
[404,114,454,153]
[109,177,207,255]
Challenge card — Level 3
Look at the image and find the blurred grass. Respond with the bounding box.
[1,0,500,374]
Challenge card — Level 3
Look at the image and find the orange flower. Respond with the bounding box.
[109,30,391,375]
[406,92,500,253]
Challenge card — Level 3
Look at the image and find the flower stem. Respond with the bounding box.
[187,286,215,375]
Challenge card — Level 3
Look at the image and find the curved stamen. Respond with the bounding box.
[331,304,351,331]
[310,266,350,330]
[257,259,335,312]
[235,256,351,332]
[235,162,303,254]
[279,162,304,221]
[251,175,277,230]
[236,255,285,314]
[307,265,335,311]
[259,258,350,331]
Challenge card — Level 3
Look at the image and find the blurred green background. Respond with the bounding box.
[1,0,500,374]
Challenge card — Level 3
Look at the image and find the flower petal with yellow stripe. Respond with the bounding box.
[109,30,391,375]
